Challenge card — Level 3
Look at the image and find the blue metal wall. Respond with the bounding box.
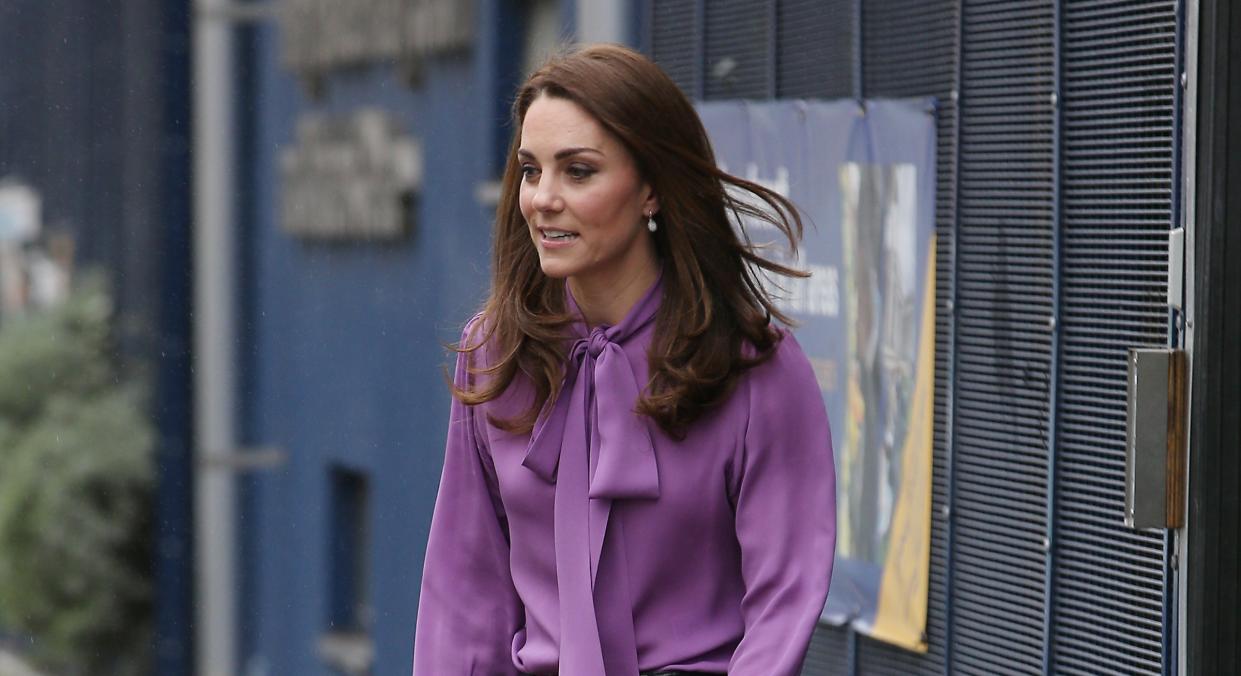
[235,2,588,673]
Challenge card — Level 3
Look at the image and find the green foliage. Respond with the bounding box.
[0,276,154,676]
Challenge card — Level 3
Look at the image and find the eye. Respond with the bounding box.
[566,164,596,180]
[520,164,540,182]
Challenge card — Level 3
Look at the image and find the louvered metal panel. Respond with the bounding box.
[1052,1,1174,673]
[952,2,1055,674]
[777,0,853,99]
[802,623,851,676]
[863,1,957,97]
[851,2,959,674]
[650,0,699,97]
[703,0,771,99]
[648,2,1179,673]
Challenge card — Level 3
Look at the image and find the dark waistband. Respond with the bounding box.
[526,664,719,669]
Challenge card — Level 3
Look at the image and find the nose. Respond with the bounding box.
[531,178,562,213]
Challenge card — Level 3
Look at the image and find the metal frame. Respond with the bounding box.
[1164,0,1191,671]
[1175,0,1199,673]
[1185,0,1241,672]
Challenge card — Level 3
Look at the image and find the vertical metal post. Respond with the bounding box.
[852,0,863,101]
[1042,0,1066,671]
[766,0,777,99]
[192,1,239,674]
[694,0,705,99]
[942,0,968,671]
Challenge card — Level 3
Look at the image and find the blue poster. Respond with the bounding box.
[698,100,937,651]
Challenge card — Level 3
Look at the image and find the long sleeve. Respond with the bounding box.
[728,333,837,676]
[413,341,523,676]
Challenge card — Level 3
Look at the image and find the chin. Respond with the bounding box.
[537,259,575,279]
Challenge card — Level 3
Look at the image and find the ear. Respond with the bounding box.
[640,184,660,216]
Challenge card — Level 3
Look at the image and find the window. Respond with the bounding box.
[318,467,373,675]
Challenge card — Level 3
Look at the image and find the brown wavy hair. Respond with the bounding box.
[456,43,807,436]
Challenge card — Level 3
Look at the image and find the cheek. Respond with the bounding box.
[518,185,534,221]
[575,184,625,222]
[518,181,538,219]
[592,189,640,230]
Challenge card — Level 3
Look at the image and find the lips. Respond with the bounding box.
[538,227,580,242]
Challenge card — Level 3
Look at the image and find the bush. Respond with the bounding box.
[0,276,154,676]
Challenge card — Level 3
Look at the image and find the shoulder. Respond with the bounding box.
[451,312,499,392]
[453,311,535,416]
[729,328,831,483]
[460,311,489,347]
[746,328,816,385]
[741,329,823,418]
[456,311,500,370]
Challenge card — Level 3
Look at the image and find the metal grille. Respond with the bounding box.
[802,624,851,676]
[1052,1,1175,672]
[849,1,960,674]
[650,0,699,97]
[649,1,1179,673]
[777,0,853,99]
[951,1,1056,673]
[703,0,772,99]
[863,0,957,98]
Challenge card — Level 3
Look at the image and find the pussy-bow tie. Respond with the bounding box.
[521,280,662,676]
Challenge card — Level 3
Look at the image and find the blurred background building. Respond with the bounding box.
[0,1,193,675]
[0,0,1238,675]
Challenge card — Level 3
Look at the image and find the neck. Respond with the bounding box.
[569,263,660,328]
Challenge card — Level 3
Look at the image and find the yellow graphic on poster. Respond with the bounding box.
[867,235,935,652]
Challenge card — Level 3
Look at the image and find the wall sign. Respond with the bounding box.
[280,109,422,241]
[279,0,474,90]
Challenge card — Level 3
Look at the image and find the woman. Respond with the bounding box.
[414,44,835,676]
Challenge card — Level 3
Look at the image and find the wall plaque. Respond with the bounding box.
[279,0,474,91]
[280,109,422,241]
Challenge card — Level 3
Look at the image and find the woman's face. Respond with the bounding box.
[517,94,658,288]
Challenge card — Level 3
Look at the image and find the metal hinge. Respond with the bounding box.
[1167,227,1185,311]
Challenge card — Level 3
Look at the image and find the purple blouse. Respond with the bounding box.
[414,279,836,675]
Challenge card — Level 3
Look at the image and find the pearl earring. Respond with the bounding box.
[647,212,657,233]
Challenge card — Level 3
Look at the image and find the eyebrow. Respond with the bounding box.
[516,146,604,161]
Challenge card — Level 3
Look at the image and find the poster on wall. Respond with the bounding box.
[698,100,937,652]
